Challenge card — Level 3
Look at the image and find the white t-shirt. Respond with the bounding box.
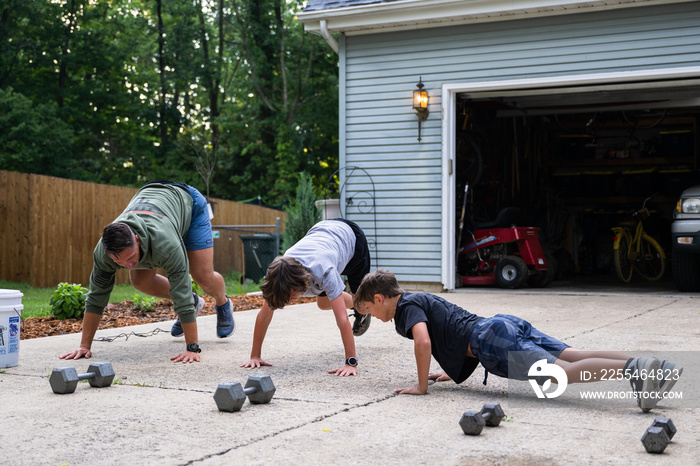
[284,220,356,301]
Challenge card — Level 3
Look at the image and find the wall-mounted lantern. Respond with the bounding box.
[412,77,429,142]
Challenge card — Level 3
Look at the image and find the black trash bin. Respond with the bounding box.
[240,234,277,283]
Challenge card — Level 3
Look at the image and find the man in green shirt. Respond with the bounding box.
[59,181,235,363]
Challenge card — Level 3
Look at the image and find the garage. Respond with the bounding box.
[301,0,700,291]
[450,74,700,288]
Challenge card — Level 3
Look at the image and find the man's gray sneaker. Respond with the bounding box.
[625,357,662,413]
[658,359,684,395]
[351,309,371,336]
[171,293,205,337]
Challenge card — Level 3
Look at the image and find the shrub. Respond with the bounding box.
[282,172,321,252]
[132,294,160,312]
[191,275,203,296]
[49,282,88,320]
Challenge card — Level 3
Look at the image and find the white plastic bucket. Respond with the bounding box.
[315,198,340,220]
[0,289,23,368]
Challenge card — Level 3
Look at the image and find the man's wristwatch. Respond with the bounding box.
[186,342,201,353]
[345,357,358,367]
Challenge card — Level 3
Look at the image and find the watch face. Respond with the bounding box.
[346,357,358,367]
[187,342,201,353]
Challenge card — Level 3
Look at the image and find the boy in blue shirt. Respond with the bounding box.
[353,269,682,413]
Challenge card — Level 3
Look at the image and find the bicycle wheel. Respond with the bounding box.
[634,234,666,281]
[614,231,634,283]
[456,131,484,188]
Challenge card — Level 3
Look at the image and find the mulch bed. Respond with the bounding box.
[20,295,315,340]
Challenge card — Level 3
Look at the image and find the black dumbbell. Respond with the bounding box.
[214,375,276,412]
[50,362,115,394]
[459,403,505,436]
[641,417,677,454]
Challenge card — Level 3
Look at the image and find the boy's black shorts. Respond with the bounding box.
[329,218,371,295]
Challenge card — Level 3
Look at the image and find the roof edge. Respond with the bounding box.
[298,0,695,36]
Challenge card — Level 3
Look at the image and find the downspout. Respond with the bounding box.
[319,19,339,54]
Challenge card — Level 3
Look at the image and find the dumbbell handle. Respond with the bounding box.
[76,371,97,381]
[243,386,258,396]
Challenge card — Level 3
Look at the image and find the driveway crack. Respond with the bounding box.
[561,298,681,341]
[184,392,397,464]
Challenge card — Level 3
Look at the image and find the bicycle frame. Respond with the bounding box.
[612,198,667,283]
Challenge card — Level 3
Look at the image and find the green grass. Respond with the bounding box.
[0,270,260,319]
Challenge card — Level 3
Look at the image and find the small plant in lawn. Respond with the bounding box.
[132,294,159,312]
[49,282,88,320]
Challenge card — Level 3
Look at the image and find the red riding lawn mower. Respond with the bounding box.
[456,187,555,289]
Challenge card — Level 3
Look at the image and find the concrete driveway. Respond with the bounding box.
[1,281,698,465]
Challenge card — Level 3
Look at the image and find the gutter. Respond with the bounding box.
[299,0,689,36]
[319,19,339,54]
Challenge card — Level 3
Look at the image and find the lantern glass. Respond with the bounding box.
[413,90,428,110]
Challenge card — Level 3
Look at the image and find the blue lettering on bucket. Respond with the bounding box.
[9,316,19,353]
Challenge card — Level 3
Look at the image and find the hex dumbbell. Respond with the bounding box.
[49,362,115,394]
[214,375,276,412]
[641,417,677,454]
[459,403,505,436]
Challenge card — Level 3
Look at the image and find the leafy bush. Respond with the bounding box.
[132,294,160,312]
[282,172,321,252]
[49,283,87,320]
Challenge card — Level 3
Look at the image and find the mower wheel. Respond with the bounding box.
[495,256,529,288]
[528,252,557,288]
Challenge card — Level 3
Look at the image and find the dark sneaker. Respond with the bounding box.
[351,309,371,336]
[216,297,235,338]
[626,357,662,413]
[171,293,204,337]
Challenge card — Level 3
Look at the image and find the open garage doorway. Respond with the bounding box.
[442,69,700,290]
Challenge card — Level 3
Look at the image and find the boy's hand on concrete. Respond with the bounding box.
[59,347,91,360]
[328,365,357,377]
[394,384,427,395]
[171,351,200,363]
[428,372,451,382]
[241,357,272,369]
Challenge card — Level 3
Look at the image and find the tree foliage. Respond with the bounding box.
[0,0,338,205]
[282,171,322,252]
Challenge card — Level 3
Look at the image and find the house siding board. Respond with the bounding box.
[342,2,700,285]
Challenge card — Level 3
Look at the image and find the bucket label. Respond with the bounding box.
[9,316,19,354]
[0,315,19,355]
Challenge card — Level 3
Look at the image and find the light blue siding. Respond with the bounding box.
[340,3,700,285]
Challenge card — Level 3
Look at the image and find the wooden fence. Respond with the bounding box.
[0,171,284,288]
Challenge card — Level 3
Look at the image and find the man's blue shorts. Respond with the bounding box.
[469,314,570,381]
[183,186,214,251]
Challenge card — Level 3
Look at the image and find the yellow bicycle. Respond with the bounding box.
[612,197,666,283]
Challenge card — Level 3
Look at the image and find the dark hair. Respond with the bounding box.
[102,223,135,255]
[353,269,403,309]
[260,256,311,310]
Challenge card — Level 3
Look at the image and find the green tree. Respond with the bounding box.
[282,172,322,252]
[0,0,339,203]
[0,88,75,177]
[213,0,339,205]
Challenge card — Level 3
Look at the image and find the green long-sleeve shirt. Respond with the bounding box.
[85,183,197,323]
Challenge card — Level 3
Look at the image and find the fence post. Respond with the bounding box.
[275,217,281,255]
[241,237,246,295]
